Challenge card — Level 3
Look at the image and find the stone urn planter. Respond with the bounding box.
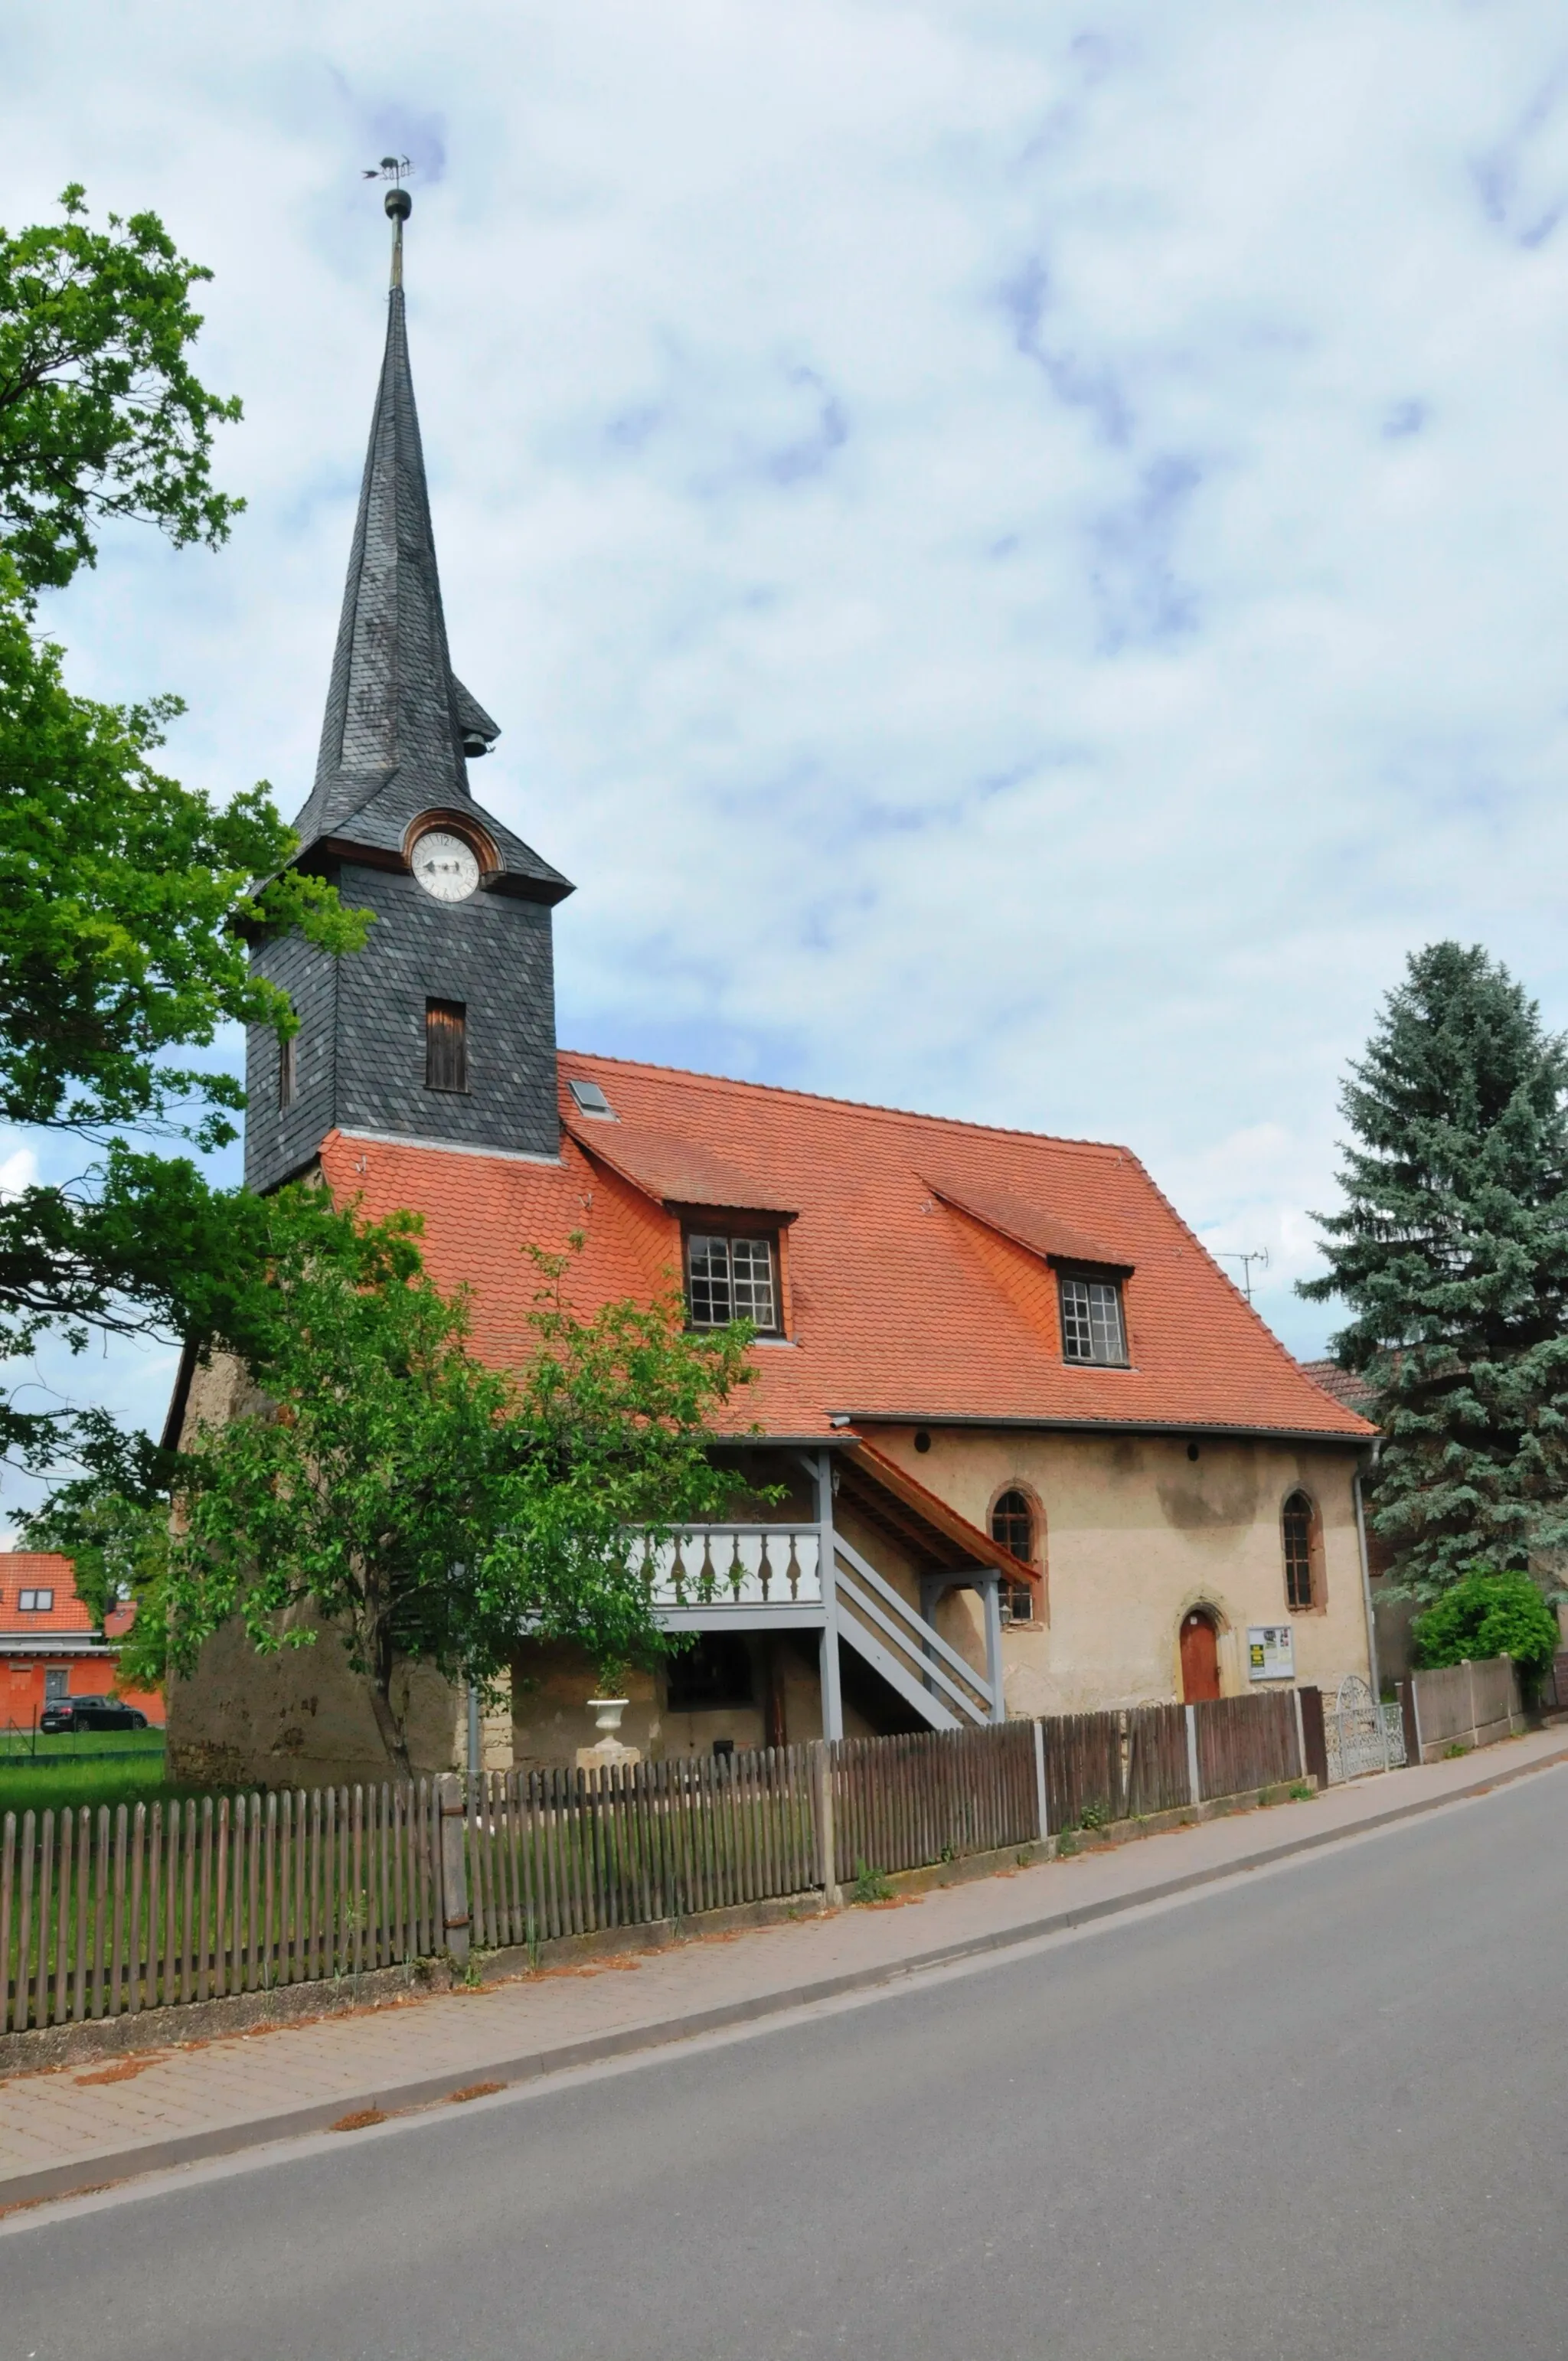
[577,1695,639,1775]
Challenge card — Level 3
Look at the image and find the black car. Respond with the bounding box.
[38,1697,149,1734]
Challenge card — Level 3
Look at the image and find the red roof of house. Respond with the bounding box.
[0,1553,94,1638]
[1298,1359,1379,1420]
[317,1056,1374,1445]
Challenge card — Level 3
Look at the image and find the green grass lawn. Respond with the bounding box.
[0,1733,172,1819]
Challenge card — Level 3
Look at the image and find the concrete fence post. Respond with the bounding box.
[1292,1687,1308,1784]
[812,1740,841,1909]
[1185,1704,1201,1806]
[435,1771,471,1971]
[1462,1657,1476,1752]
[1033,1717,1049,1840]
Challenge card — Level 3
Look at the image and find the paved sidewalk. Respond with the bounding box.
[5,1729,1566,2211]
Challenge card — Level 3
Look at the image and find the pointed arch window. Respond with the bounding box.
[1282,1491,1321,1612]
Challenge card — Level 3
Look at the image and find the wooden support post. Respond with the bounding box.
[1184,1704,1201,1806]
[812,1739,840,1907]
[981,1573,1006,1725]
[1033,1718,1049,1840]
[816,1450,844,1742]
[435,1772,470,1972]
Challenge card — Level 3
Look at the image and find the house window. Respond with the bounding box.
[1282,1491,1319,1612]
[686,1233,779,1332]
[425,999,468,1093]
[999,1582,1034,1625]
[991,1488,1034,1563]
[665,1633,755,1713]
[278,1033,297,1111]
[1059,1274,1128,1365]
[18,1589,54,1612]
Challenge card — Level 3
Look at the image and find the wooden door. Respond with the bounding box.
[1180,1611,1220,1703]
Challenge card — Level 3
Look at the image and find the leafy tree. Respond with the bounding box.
[0,185,242,598]
[0,191,368,1477]
[1410,1569,1559,1693]
[1302,942,1568,1595]
[154,1205,757,1774]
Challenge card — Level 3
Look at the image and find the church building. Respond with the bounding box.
[166,194,1376,1789]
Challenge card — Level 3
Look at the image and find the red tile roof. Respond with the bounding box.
[1298,1360,1379,1420]
[319,1056,1374,1445]
[0,1553,94,1638]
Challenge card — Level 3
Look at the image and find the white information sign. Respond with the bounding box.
[1247,1625,1295,1682]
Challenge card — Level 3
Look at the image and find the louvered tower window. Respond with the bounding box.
[425,999,469,1093]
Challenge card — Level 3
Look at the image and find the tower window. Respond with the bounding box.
[1282,1490,1321,1612]
[1059,1274,1128,1365]
[426,999,469,1093]
[278,1033,297,1112]
[686,1233,779,1332]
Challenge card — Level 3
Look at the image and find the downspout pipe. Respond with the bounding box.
[1354,1442,1383,1702]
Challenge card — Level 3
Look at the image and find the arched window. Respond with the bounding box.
[1282,1491,1318,1612]
[991,1489,1034,1563]
[991,1489,1038,1625]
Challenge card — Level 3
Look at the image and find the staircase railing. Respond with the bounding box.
[832,1533,995,1729]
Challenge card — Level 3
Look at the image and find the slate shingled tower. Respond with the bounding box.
[244,190,572,1194]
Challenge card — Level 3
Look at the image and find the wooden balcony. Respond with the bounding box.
[636,1526,825,1630]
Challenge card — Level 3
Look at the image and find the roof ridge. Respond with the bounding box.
[557,1050,1130,1158]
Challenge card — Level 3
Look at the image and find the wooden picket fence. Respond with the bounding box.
[1045,1702,1194,1831]
[1194,1693,1299,1799]
[0,1784,439,2036]
[1,1696,1308,2038]
[829,1722,1039,1883]
[465,1746,818,1948]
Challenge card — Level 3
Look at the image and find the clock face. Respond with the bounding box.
[411,830,481,903]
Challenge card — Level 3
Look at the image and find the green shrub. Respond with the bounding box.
[1411,1569,1559,1693]
[851,1860,893,1904]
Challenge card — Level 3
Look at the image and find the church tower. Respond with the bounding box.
[245,186,572,1194]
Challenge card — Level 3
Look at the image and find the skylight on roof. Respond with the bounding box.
[568,1077,614,1118]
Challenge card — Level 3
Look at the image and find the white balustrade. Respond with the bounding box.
[635,1526,823,1612]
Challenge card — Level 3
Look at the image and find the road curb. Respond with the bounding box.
[5,1739,1566,2216]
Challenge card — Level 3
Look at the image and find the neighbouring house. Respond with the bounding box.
[164,199,1378,1788]
[0,1553,162,1731]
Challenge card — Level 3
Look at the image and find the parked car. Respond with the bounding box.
[38,1698,149,1734]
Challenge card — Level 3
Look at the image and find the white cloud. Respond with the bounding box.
[3,0,1566,1471]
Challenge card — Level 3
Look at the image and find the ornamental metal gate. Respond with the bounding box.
[1324,1672,1406,1783]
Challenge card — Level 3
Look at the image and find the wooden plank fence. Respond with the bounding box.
[1044,1703,1194,1830]
[2,1696,1308,2037]
[1193,1693,1300,1799]
[464,1746,818,1948]
[1,1784,439,2036]
[829,1723,1039,1884]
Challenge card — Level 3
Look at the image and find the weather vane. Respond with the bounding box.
[363,156,413,286]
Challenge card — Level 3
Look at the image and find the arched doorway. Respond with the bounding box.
[1180,1608,1221,1703]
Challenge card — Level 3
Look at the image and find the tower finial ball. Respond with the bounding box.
[384,188,412,223]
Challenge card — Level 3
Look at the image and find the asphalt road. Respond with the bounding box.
[7,1768,1568,2361]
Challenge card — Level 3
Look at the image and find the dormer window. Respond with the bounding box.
[1059,1273,1128,1366]
[686,1232,779,1333]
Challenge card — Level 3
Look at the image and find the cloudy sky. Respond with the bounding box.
[5,0,1568,1480]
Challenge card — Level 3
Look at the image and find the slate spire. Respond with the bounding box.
[289,187,567,899]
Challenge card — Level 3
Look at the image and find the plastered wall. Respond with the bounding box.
[871,1425,1372,1714]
